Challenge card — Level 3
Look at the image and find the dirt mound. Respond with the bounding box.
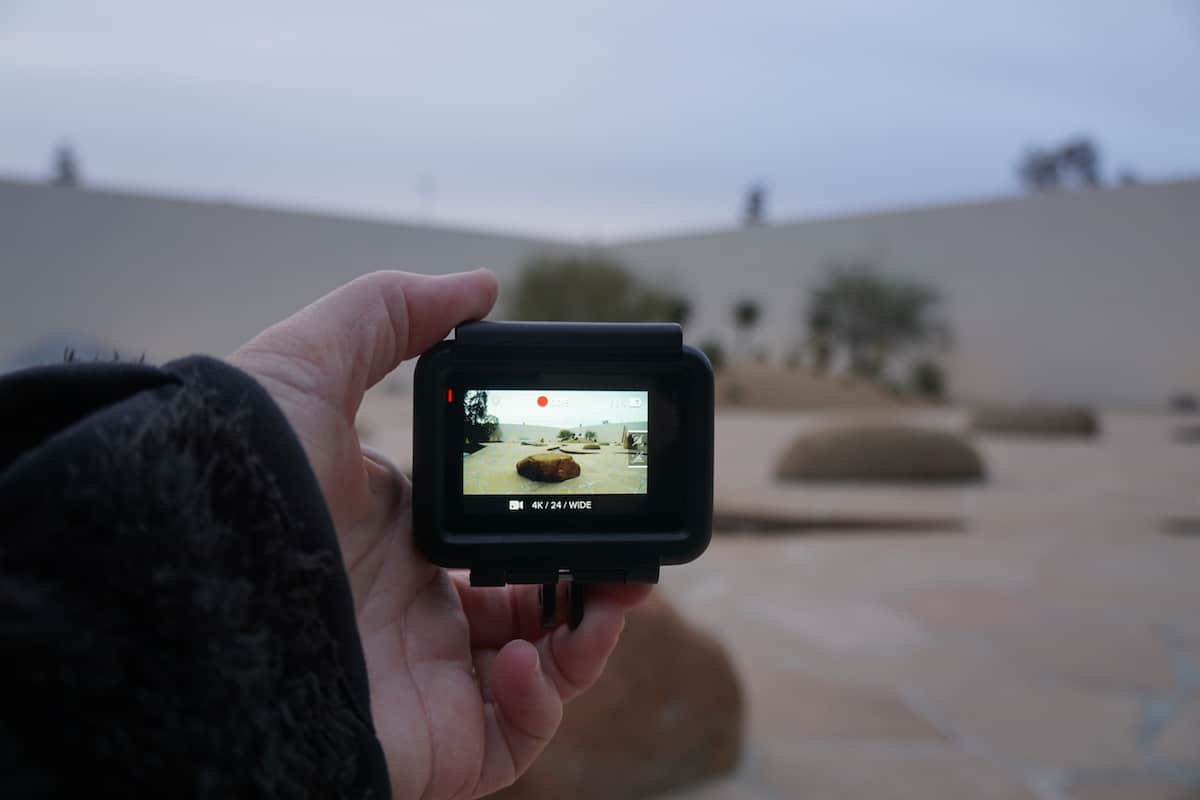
[775,424,985,483]
[971,404,1099,438]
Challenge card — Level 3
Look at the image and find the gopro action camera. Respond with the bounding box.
[413,321,714,628]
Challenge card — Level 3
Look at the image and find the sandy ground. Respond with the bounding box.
[357,391,1200,798]
[463,441,647,494]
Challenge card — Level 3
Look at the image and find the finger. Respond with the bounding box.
[535,594,625,703]
[452,574,652,649]
[455,581,547,647]
[235,269,498,414]
[375,268,500,366]
[360,444,410,519]
[475,639,562,795]
[473,648,499,703]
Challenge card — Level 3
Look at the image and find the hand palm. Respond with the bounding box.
[231,271,646,800]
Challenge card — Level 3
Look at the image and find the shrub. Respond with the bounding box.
[1169,391,1198,415]
[775,425,985,483]
[1175,425,1200,445]
[971,404,1099,438]
[583,443,601,450]
[510,255,689,323]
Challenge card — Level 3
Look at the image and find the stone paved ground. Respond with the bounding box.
[660,410,1200,800]
[358,397,1200,798]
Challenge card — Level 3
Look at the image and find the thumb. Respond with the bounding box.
[232,269,499,418]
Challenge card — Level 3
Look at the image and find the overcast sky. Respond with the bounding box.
[471,389,648,428]
[2,1,1198,240]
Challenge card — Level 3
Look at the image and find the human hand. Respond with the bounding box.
[229,271,650,800]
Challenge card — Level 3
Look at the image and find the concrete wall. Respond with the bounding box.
[3,177,1198,407]
[0,179,568,366]
[613,180,1200,408]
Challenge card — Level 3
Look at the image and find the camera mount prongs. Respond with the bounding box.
[568,581,587,630]
[470,565,660,632]
[539,579,585,630]
[539,581,557,628]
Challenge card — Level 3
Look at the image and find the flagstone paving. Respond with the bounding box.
[356,396,1199,798]
[660,411,1200,799]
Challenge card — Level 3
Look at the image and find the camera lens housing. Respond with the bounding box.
[413,321,713,588]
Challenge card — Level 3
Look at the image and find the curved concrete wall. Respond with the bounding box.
[3,177,1197,407]
[614,180,1200,408]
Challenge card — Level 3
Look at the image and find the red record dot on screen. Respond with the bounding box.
[537,395,549,407]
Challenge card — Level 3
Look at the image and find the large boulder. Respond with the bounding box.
[970,403,1099,438]
[516,452,581,482]
[775,424,985,483]
[493,594,744,800]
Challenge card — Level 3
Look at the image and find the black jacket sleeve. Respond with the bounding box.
[0,356,390,798]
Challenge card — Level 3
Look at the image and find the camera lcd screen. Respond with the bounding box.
[441,368,688,532]
[462,388,649,506]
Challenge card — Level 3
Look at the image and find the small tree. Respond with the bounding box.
[806,261,948,381]
[808,335,832,374]
[558,429,573,442]
[732,299,761,358]
[910,359,946,401]
[464,391,499,443]
[584,430,597,442]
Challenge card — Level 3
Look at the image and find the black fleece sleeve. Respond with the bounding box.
[0,356,390,799]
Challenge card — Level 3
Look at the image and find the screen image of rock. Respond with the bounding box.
[462,389,648,495]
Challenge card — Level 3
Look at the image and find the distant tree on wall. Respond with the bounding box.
[1018,149,1061,191]
[511,255,690,325]
[805,261,948,382]
[1017,136,1104,192]
[50,144,81,188]
[558,429,573,442]
[1059,139,1100,187]
[584,430,597,442]
[743,184,767,226]
[732,299,761,358]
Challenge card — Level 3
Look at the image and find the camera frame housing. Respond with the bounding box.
[413,321,714,597]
